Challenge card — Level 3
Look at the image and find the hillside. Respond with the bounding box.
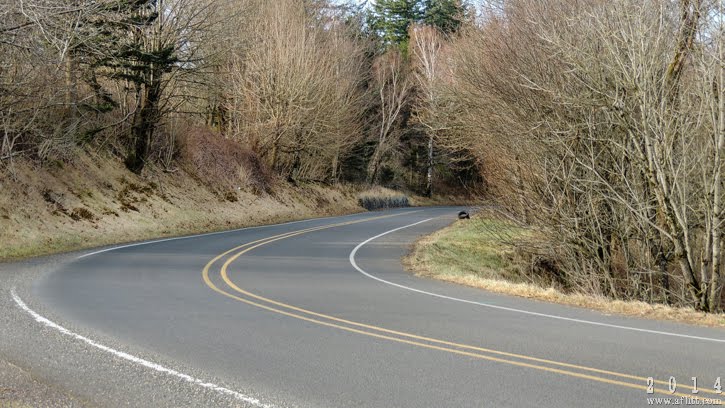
[0,151,366,260]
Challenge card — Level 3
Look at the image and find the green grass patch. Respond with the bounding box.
[415,216,527,282]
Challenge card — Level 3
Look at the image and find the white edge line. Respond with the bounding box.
[10,288,276,408]
[348,219,725,344]
[76,210,385,259]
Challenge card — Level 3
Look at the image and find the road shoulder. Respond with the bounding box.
[0,358,90,408]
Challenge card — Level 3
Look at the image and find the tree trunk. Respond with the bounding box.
[367,148,381,185]
[64,54,76,114]
[425,133,433,197]
[656,239,671,305]
[126,73,162,174]
[331,148,339,184]
[708,30,725,312]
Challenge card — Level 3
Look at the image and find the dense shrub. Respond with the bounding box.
[357,188,410,210]
[178,127,272,195]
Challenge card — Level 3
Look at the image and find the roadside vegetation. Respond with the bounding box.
[0,149,364,260]
[0,145,440,260]
[408,212,725,328]
[425,0,725,314]
[358,187,410,210]
[408,214,527,283]
[0,0,474,260]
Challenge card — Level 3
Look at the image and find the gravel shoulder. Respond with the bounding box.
[0,358,89,408]
[1,254,91,407]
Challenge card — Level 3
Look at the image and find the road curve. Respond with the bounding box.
[12,208,725,407]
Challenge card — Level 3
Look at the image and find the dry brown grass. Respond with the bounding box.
[356,186,476,209]
[406,216,725,329]
[0,399,35,408]
[178,127,273,195]
[0,152,363,260]
[357,187,410,210]
[357,186,404,199]
[0,145,473,261]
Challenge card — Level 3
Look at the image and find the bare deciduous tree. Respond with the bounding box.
[411,24,445,196]
[368,51,411,185]
[228,0,367,181]
[436,0,724,311]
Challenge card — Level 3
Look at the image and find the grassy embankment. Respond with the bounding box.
[407,213,725,328]
[0,151,436,261]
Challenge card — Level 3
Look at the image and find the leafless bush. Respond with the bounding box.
[178,127,272,195]
[225,0,368,182]
[357,187,410,210]
[437,0,724,311]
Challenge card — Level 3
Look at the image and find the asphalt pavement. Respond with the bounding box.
[3,207,725,407]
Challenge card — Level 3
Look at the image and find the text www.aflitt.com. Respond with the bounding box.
[647,396,722,405]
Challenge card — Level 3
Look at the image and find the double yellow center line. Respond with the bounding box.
[202,212,722,402]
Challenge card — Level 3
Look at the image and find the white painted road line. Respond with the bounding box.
[10,288,276,408]
[348,219,725,344]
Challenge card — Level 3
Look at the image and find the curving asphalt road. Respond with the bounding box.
[6,207,725,407]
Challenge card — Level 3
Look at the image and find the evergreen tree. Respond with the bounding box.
[367,0,468,53]
[368,0,422,53]
[71,1,170,172]
[75,0,189,173]
[422,0,467,34]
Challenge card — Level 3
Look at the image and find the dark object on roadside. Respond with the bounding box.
[458,211,470,220]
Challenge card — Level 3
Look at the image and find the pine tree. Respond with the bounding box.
[422,0,467,34]
[367,0,468,53]
[76,0,179,173]
[368,0,422,53]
